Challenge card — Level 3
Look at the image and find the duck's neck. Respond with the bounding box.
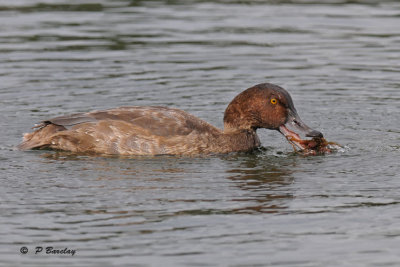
[216,127,260,153]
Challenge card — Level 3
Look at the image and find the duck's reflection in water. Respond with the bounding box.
[224,152,296,214]
[37,150,297,219]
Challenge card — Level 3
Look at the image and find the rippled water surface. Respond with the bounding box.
[1,0,399,266]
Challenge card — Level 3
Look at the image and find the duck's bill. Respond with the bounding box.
[278,111,323,151]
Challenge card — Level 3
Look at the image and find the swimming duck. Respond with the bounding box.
[18,83,322,155]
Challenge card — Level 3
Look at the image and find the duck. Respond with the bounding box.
[18,83,323,155]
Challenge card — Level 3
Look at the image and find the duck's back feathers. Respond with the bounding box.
[18,106,225,155]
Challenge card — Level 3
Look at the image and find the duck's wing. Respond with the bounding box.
[19,106,220,153]
[38,113,98,129]
[40,106,217,136]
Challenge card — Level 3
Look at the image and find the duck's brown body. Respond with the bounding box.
[19,106,260,155]
[18,83,322,155]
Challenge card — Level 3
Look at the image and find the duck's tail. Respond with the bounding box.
[18,124,65,150]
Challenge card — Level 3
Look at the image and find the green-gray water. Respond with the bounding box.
[1,1,399,266]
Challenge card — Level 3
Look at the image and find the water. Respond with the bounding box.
[1,0,399,266]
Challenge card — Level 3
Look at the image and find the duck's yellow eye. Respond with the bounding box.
[270,98,277,105]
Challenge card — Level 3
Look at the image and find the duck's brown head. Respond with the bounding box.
[223,83,322,150]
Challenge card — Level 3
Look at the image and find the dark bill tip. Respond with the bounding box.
[306,129,323,138]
